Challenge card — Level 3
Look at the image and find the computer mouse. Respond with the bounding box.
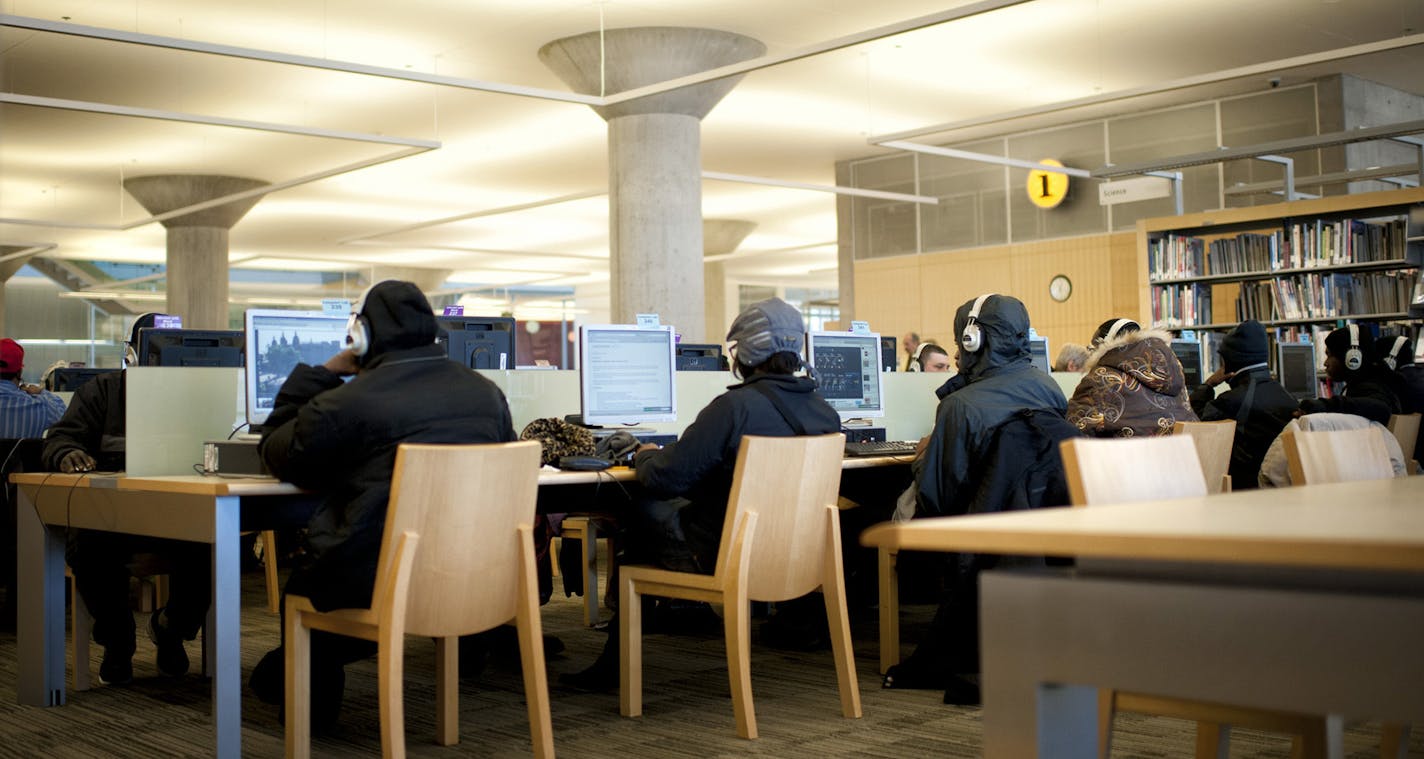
[557,455,613,471]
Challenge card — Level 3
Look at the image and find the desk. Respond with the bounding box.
[16,455,908,758]
[861,477,1424,758]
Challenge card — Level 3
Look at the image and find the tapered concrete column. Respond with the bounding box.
[540,28,765,342]
[123,175,267,329]
[702,219,756,340]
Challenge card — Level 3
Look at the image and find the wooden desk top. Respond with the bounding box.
[862,477,1424,573]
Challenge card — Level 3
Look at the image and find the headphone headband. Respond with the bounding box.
[1384,335,1409,370]
[960,293,998,354]
[1344,324,1363,371]
[1105,318,1135,344]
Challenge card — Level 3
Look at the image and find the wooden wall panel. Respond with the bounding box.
[854,257,924,357]
[919,248,1013,346]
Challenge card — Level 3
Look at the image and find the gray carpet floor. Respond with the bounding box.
[0,564,1416,758]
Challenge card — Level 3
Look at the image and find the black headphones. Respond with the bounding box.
[961,294,997,353]
[1344,324,1363,371]
[1383,335,1409,370]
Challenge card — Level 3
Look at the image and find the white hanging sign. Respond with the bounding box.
[1098,176,1171,206]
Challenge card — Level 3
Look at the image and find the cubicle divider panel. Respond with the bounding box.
[126,367,243,477]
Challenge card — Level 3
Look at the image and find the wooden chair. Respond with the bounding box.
[559,515,612,625]
[1173,419,1236,493]
[1060,436,1332,759]
[619,433,860,739]
[284,441,551,759]
[1386,413,1421,474]
[1282,427,1395,485]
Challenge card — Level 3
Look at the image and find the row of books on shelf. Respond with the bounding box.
[1236,271,1415,322]
[1150,283,1212,328]
[1148,217,1411,280]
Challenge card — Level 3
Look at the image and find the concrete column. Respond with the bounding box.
[123,175,266,329]
[540,27,765,342]
[702,219,756,341]
[0,246,34,336]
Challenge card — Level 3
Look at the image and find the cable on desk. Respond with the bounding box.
[227,422,249,440]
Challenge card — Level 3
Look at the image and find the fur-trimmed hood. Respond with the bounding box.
[1081,328,1186,398]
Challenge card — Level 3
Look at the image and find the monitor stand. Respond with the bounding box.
[841,418,876,428]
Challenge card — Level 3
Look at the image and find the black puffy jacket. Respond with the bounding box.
[1189,366,1298,489]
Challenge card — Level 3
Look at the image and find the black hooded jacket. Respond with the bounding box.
[1188,366,1298,489]
[259,282,516,611]
[1299,368,1400,426]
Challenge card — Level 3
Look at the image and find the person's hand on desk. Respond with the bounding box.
[58,450,97,473]
[20,382,44,395]
[323,349,362,377]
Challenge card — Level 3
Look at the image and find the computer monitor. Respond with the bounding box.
[807,331,884,421]
[136,329,244,367]
[49,366,118,392]
[577,324,677,426]
[438,316,516,370]
[879,336,897,372]
[1277,341,1318,401]
[1169,338,1204,388]
[244,309,349,430]
[1027,336,1051,373]
[675,343,723,371]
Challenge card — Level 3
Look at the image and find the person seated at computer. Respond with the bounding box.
[911,342,952,373]
[560,296,840,691]
[886,294,1074,704]
[246,280,517,728]
[40,312,212,686]
[1375,334,1423,462]
[1052,342,1088,373]
[1297,326,1400,426]
[1066,318,1198,437]
[1187,320,1297,489]
[0,338,66,438]
[902,331,921,372]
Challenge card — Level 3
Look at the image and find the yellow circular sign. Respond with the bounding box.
[1026,158,1070,209]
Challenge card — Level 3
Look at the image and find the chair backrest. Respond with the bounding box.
[1060,436,1208,506]
[1387,413,1420,460]
[711,433,845,603]
[372,440,542,638]
[1172,419,1236,494]
[1282,427,1395,485]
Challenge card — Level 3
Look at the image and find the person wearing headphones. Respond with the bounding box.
[1066,317,1198,437]
[1375,333,1423,462]
[247,280,518,729]
[910,342,952,373]
[40,313,212,687]
[1187,320,1297,489]
[1298,325,1400,425]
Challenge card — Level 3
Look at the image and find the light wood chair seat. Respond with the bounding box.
[1386,413,1421,474]
[1173,419,1236,493]
[1061,436,1334,759]
[284,440,551,759]
[619,433,860,740]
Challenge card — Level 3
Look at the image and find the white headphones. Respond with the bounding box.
[909,342,927,372]
[1383,335,1409,371]
[961,294,997,353]
[1104,318,1136,344]
[1344,324,1363,371]
[346,281,388,357]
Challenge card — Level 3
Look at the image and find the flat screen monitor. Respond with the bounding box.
[675,343,723,372]
[49,366,118,392]
[137,329,244,367]
[1028,336,1051,373]
[438,316,515,370]
[879,336,897,372]
[807,331,884,420]
[1169,339,1204,388]
[1277,342,1318,401]
[578,324,677,426]
[244,309,349,430]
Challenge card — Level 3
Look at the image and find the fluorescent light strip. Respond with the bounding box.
[339,190,606,244]
[343,241,608,262]
[703,240,836,264]
[0,14,601,106]
[871,32,1424,144]
[81,271,166,290]
[701,171,938,204]
[57,290,167,302]
[1223,163,1422,196]
[877,141,1092,178]
[1093,119,1424,178]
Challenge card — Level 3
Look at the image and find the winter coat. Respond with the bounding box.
[1298,368,1400,426]
[1188,366,1297,489]
[1067,329,1198,437]
[42,370,126,471]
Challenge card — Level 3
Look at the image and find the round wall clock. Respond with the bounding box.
[1049,274,1072,302]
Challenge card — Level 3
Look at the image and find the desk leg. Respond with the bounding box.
[16,486,66,707]
[211,496,241,759]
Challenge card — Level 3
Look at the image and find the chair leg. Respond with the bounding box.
[1097,690,1116,759]
[824,512,861,720]
[1381,722,1411,759]
[285,605,312,759]
[69,571,92,691]
[878,547,898,675]
[724,592,757,739]
[377,629,406,759]
[1194,720,1229,759]
[262,530,280,615]
[582,522,599,626]
[434,637,458,746]
[619,573,642,718]
[516,533,555,759]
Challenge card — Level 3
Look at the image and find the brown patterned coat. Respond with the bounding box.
[1066,328,1198,437]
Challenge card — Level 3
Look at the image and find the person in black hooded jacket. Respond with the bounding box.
[1188,320,1298,489]
[1375,334,1423,462]
[249,280,516,726]
[1299,325,1400,425]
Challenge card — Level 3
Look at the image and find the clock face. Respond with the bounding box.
[1050,275,1072,302]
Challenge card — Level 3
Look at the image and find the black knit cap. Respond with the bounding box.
[1218,319,1269,372]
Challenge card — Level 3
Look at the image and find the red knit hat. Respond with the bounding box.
[0,338,23,373]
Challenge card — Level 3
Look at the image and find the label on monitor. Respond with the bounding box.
[850,320,870,334]
[321,298,350,317]
[443,305,465,316]
[154,315,182,329]
[635,313,661,328]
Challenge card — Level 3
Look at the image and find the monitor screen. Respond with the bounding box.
[578,324,677,426]
[1277,342,1318,401]
[1027,336,1051,373]
[674,343,723,372]
[807,331,884,420]
[438,316,516,370]
[244,309,349,429]
[879,335,897,372]
[137,329,244,368]
[1169,339,1204,388]
[49,366,118,392]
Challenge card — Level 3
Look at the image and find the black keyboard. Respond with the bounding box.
[844,440,918,458]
